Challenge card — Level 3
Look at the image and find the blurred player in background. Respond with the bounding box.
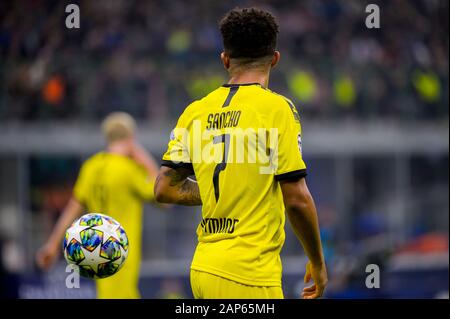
[36,112,159,299]
[154,8,327,299]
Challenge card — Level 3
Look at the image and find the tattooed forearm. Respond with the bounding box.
[178,178,202,205]
[154,173,162,190]
[155,166,202,205]
[164,167,192,186]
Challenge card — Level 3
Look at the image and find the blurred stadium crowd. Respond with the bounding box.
[0,0,448,122]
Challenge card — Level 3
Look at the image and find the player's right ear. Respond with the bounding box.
[221,52,230,70]
[271,51,280,68]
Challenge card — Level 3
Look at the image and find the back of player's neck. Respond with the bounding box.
[228,71,269,88]
[107,143,130,157]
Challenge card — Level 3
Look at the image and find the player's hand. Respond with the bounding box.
[130,142,151,164]
[36,242,59,270]
[302,260,328,299]
[129,142,145,158]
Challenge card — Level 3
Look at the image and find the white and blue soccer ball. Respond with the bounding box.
[62,213,129,279]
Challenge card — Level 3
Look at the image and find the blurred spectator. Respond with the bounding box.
[288,70,318,104]
[42,75,65,106]
[333,75,357,109]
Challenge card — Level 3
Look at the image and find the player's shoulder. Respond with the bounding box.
[82,152,134,170]
[177,86,230,120]
[81,152,105,168]
[76,153,103,178]
[258,87,301,120]
[187,86,229,109]
[264,88,297,110]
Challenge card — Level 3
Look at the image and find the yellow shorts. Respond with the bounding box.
[95,258,141,299]
[190,269,284,299]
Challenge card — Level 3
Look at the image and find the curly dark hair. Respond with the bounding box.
[219,8,279,59]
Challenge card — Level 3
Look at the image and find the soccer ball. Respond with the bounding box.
[63,213,129,279]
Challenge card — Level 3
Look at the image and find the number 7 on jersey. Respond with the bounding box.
[213,134,230,202]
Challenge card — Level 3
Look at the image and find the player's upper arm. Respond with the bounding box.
[161,103,197,170]
[157,104,197,204]
[131,165,155,202]
[280,177,313,211]
[273,98,307,182]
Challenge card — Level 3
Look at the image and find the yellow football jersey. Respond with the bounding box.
[73,152,155,298]
[162,83,307,287]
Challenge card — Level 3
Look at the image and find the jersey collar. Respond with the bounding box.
[222,83,262,88]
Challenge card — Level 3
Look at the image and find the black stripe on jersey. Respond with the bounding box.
[275,169,307,182]
[221,86,239,108]
[283,98,301,123]
[161,160,194,173]
[222,83,261,87]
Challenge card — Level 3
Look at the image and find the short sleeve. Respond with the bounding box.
[161,108,194,172]
[274,99,307,182]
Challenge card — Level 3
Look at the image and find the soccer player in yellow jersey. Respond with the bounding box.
[36,112,159,299]
[154,8,328,299]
